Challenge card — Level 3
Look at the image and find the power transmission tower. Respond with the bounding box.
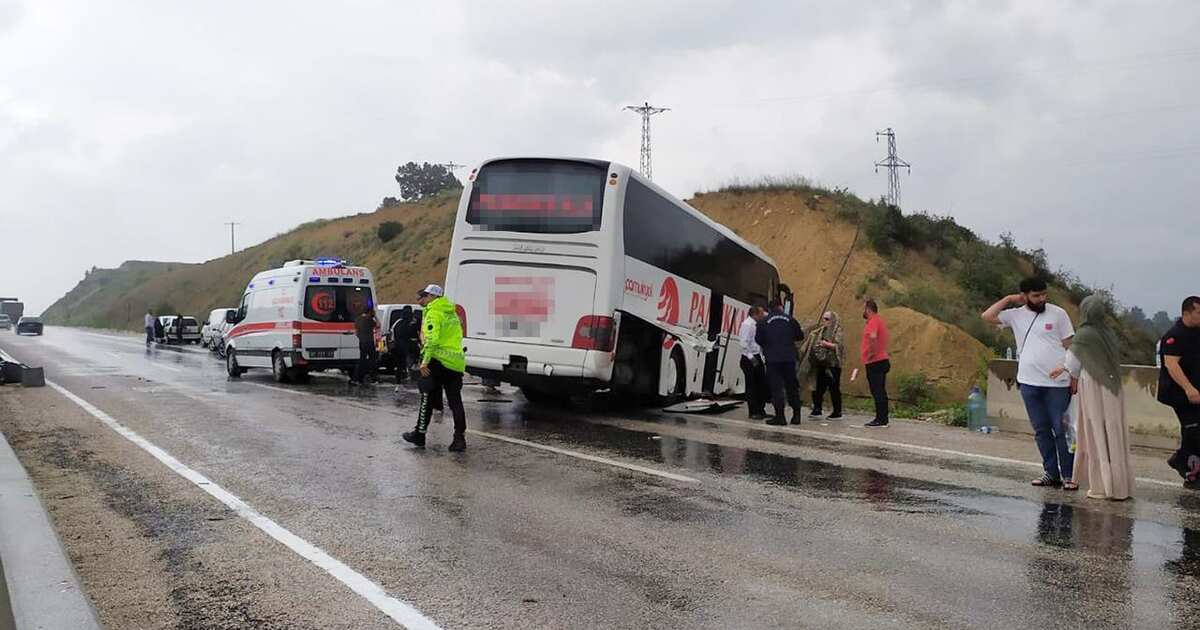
[224,221,240,256]
[624,101,670,179]
[873,127,911,208]
[439,161,465,171]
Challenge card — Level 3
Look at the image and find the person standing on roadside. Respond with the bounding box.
[982,277,1076,489]
[403,284,468,452]
[861,300,891,428]
[144,310,155,346]
[810,311,845,419]
[174,312,184,344]
[351,304,378,385]
[755,299,805,426]
[1049,296,1134,500]
[1158,296,1200,488]
[738,305,769,420]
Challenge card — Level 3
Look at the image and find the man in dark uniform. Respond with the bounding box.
[1159,295,1200,488]
[755,298,805,426]
[351,304,378,385]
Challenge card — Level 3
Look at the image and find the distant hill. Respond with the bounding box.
[43,180,1159,403]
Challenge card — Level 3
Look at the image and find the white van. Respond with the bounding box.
[202,308,237,351]
[223,258,377,382]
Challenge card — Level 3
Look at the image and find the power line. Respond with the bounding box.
[624,101,670,179]
[874,128,911,208]
[224,221,240,256]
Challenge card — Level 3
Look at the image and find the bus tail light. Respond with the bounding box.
[572,316,615,352]
[292,333,302,349]
[455,304,468,337]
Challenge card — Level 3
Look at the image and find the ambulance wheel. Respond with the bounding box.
[226,349,245,378]
[271,351,291,383]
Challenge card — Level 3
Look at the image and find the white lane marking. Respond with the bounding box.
[45,380,442,630]
[251,382,319,397]
[467,429,699,483]
[246,383,698,483]
[108,351,123,360]
[694,415,1181,489]
[153,363,183,373]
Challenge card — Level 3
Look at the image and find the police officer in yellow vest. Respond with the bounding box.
[403,284,468,452]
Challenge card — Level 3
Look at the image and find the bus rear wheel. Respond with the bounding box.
[521,386,559,405]
[662,348,686,404]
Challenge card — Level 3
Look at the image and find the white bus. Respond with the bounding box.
[444,157,780,402]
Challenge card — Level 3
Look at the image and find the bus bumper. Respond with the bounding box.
[462,338,613,383]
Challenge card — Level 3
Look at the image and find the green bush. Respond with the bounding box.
[957,241,1017,300]
[896,371,937,406]
[945,404,969,427]
[377,221,404,243]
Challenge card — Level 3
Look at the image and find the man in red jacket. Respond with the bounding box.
[861,299,891,428]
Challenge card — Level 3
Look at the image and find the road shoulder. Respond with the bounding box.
[0,406,102,630]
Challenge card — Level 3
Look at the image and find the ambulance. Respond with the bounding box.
[223,258,376,382]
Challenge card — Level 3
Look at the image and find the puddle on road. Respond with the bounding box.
[475,401,1200,582]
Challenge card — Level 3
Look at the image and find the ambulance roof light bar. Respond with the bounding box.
[282,257,351,268]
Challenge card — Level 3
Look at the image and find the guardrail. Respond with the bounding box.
[986,358,1179,450]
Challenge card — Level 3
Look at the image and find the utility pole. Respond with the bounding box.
[224,222,240,256]
[873,127,911,208]
[624,101,670,180]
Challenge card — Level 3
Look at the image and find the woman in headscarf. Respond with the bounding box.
[808,311,845,419]
[1051,295,1134,500]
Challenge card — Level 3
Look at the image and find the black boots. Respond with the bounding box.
[402,430,465,452]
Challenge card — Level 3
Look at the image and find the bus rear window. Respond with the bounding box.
[304,286,374,323]
[467,159,606,233]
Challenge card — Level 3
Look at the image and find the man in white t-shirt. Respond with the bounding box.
[983,277,1076,489]
[738,306,769,420]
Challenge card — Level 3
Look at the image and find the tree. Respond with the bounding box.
[394,162,462,201]
[1152,310,1174,335]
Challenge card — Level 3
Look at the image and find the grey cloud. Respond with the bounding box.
[1,1,1198,315]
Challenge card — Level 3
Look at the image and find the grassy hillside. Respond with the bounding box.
[43,179,1155,404]
[698,178,1159,366]
[42,193,459,330]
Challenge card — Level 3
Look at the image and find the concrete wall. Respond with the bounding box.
[986,359,1180,450]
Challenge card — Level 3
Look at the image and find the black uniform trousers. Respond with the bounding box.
[766,361,802,420]
[416,359,466,435]
[1167,404,1200,480]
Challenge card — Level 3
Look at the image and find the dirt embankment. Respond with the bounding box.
[692,191,991,401]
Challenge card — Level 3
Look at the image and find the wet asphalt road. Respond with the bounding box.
[3,327,1200,629]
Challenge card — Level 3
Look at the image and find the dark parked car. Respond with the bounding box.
[16,316,43,335]
[0,314,11,330]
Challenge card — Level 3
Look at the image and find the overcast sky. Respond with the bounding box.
[2,1,1197,315]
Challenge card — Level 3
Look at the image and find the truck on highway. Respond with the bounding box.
[223,258,377,382]
[0,299,23,322]
[443,157,780,403]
